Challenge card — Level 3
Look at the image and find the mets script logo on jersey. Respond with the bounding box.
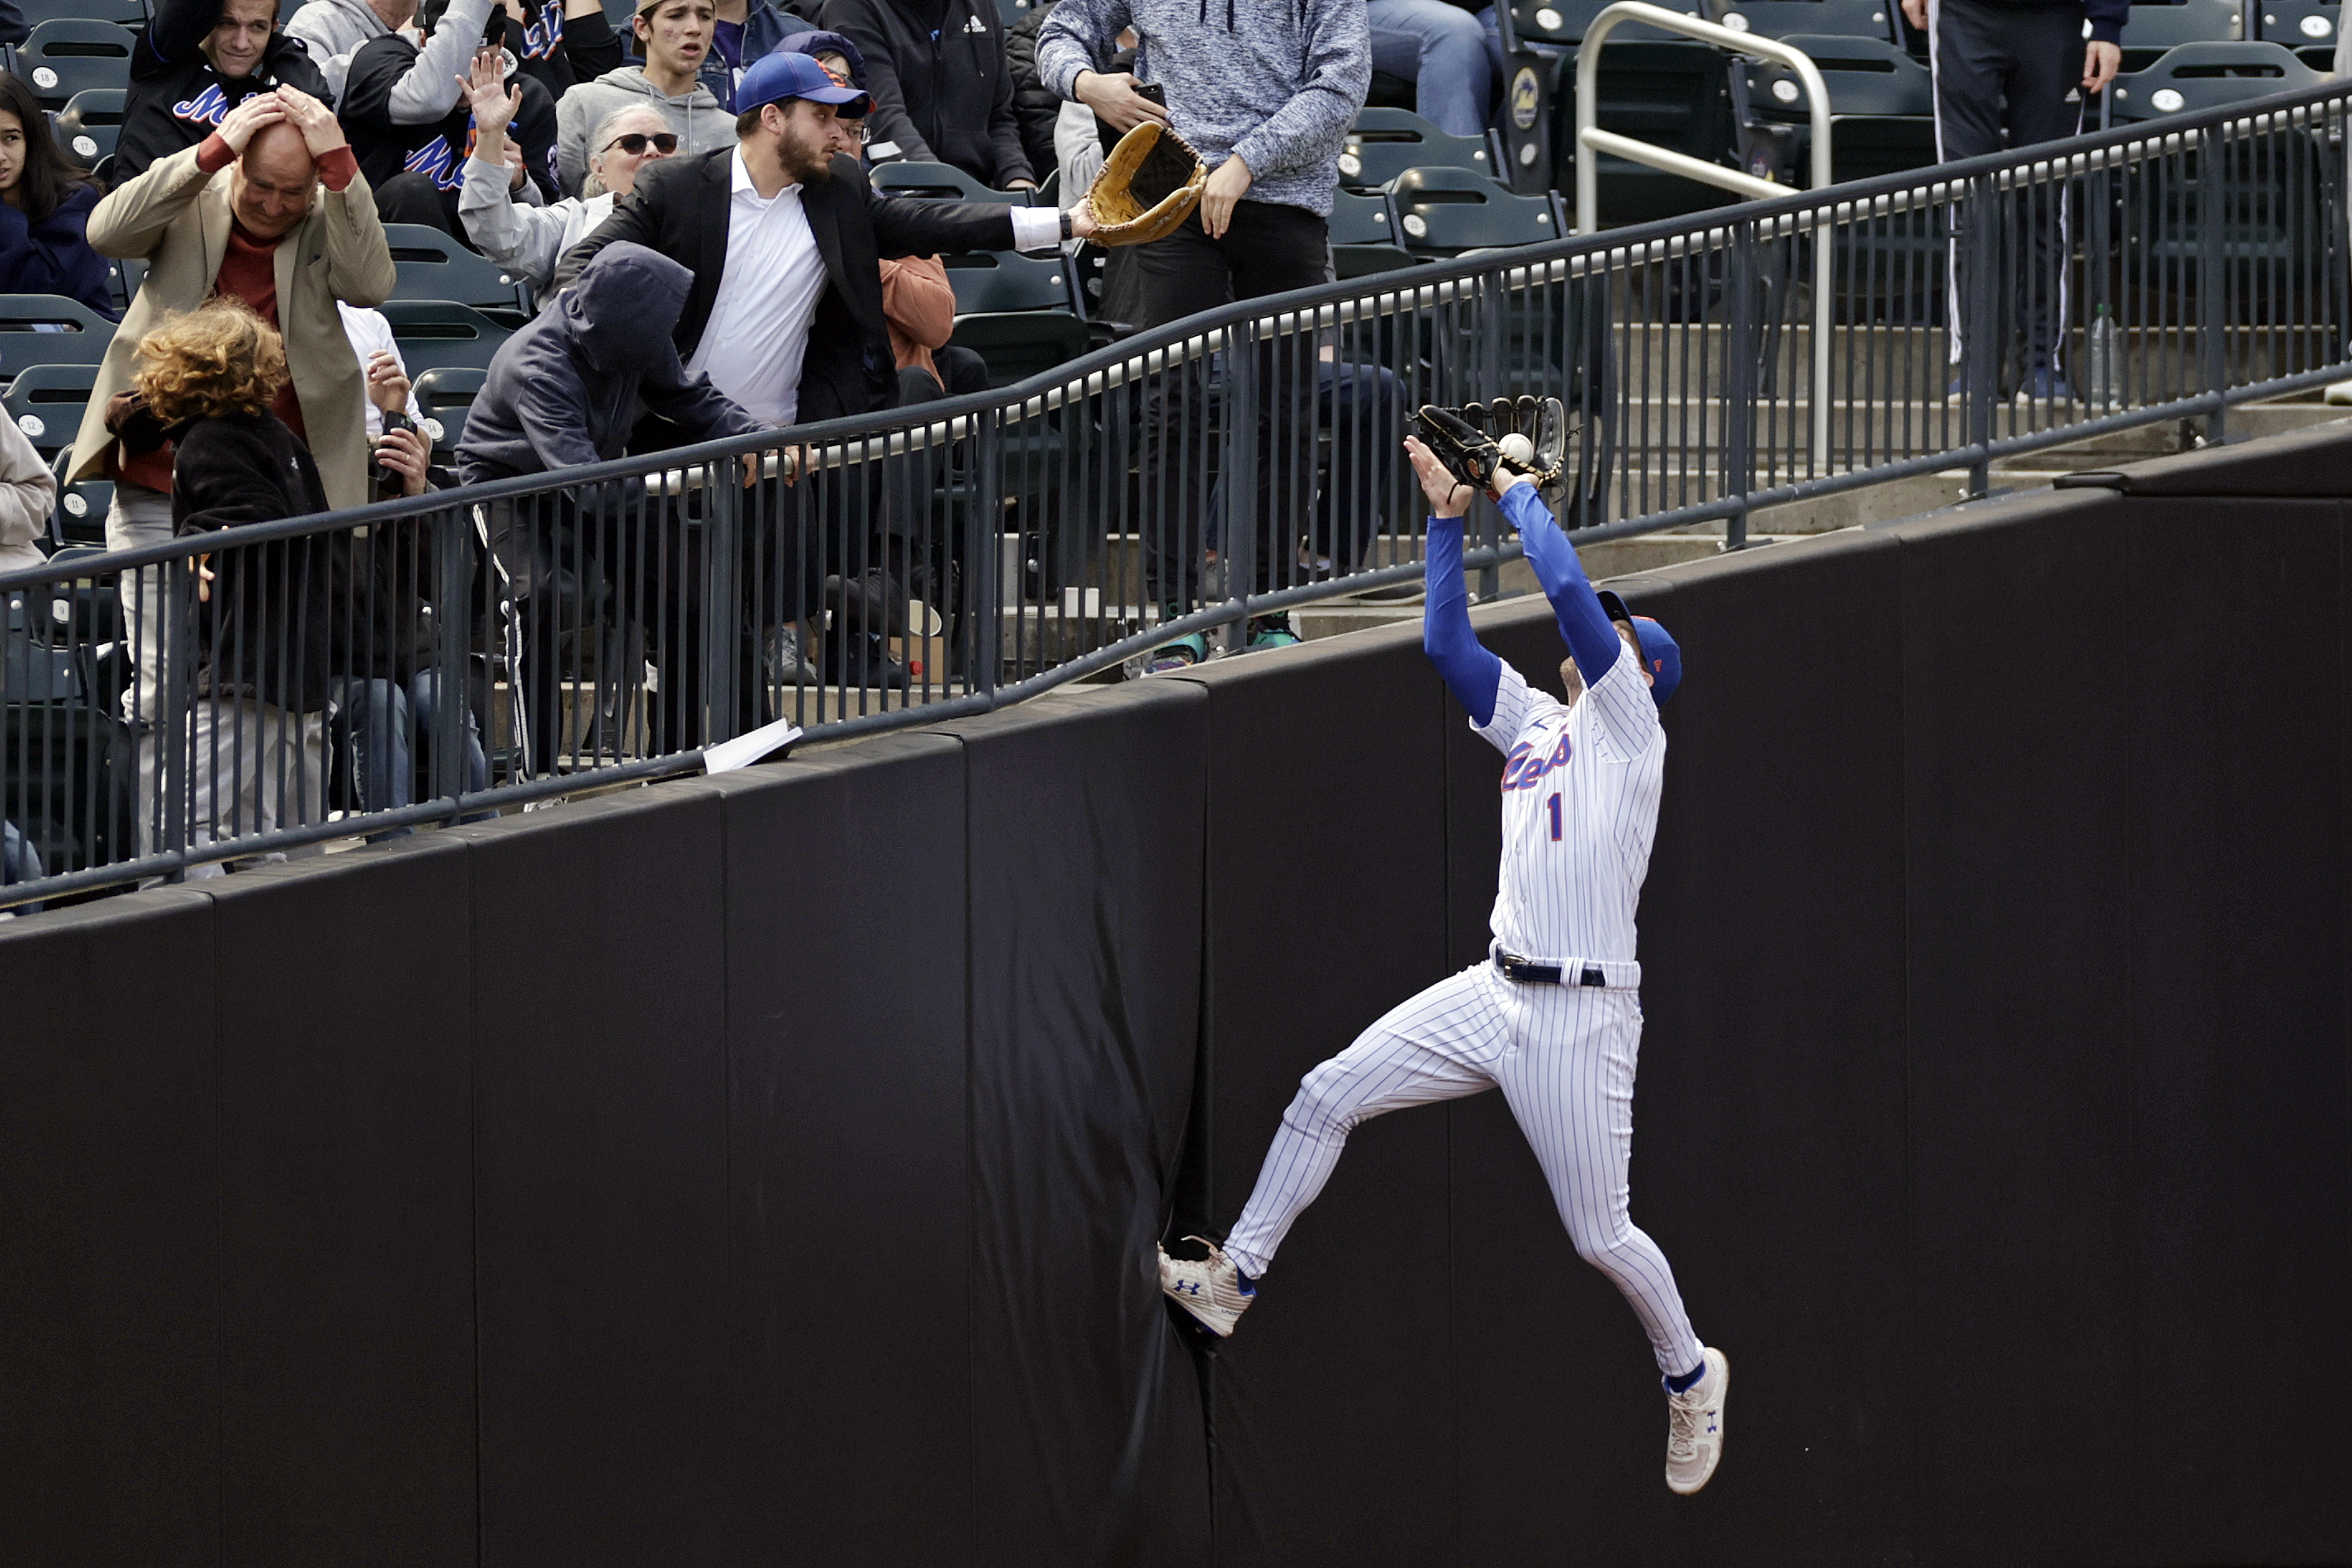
[521,8,564,59]
[1501,733,1571,792]
[172,83,233,127]
[403,134,467,192]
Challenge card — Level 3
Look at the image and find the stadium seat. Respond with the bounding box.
[2119,0,2245,69]
[0,697,136,880]
[108,253,142,314]
[1508,0,1624,46]
[1743,35,1936,184]
[1327,185,1420,277]
[2106,39,2321,121]
[1341,107,1498,191]
[997,0,1041,22]
[0,293,116,370]
[2,362,97,457]
[50,460,109,548]
[411,365,485,461]
[941,248,1071,314]
[2255,0,2337,66]
[1722,0,1895,37]
[376,300,512,373]
[52,86,122,170]
[13,18,137,111]
[946,311,1088,387]
[1562,36,1744,224]
[1387,164,1563,257]
[19,0,147,26]
[382,223,530,323]
[871,160,1031,204]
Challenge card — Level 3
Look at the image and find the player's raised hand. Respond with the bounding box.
[1406,434,1474,519]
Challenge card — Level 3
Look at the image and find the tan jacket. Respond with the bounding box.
[67,141,398,513]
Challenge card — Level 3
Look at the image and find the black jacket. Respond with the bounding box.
[459,240,764,483]
[1001,0,1066,191]
[551,149,1022,426]
[170,409,342,710]
[816,0,1032,187]
[502,0,624,103]
[344,37,562,214]
[120,0,334,183]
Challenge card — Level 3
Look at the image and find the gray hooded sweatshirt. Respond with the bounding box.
[553,66,739,197]
[1035,0,1368,217]
[284,0,491,115]
[458,241,766,484]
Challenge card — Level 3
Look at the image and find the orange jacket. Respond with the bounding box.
[880,253,956,383]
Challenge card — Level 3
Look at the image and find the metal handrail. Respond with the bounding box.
[1576,0,1833,467]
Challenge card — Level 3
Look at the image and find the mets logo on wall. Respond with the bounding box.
[1510,67,1541,130]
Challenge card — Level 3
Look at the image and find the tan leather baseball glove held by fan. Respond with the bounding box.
[1082,121,1208,248]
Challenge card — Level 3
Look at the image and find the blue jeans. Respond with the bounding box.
[330,671,491,839]
[1368,0,1500,140]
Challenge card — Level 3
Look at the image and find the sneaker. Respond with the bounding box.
[766,623,816,685]
[1158,1236,1255,1337]
[1665,1347,1729,1495]
[1135,600,1207,676]
[1246,613,1300,651]
[2017,353,2075,402]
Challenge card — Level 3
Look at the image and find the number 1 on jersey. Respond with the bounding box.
[1547,792,1562,841]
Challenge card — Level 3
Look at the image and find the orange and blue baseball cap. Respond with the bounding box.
[1596,590,1681,708]
[736,49,871,117]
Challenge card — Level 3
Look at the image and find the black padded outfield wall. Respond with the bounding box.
[2,429,2348,1566]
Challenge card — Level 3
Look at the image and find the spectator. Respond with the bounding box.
[1002,0,1064,185]
[1047,22,1144,325]
[328,301,493,826]
[458,241,766,762]
[0,75,119,320]
[502,0,628,102]
[139,299,339,873]
[552,50,1089,682]
[700,0,817,111]
[64,90,394,793]
[1038,0,1368,666]
[0,402,55,578]
[1366,0,1492,141]
[817,0,1036,189]
[461,91,674,290]
[344,15,562,237]
[554,0,740,194]
[0,0,24,50]
[119,0,334,184]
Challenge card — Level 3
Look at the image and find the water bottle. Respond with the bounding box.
[2084,304,2120,411]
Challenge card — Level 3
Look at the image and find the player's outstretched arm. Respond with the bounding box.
[1407,435,1502,725]
[1500,479,1621,687]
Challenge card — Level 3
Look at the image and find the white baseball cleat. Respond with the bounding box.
[1157,1236,1254,1337]
[1665,1347,1729,1495]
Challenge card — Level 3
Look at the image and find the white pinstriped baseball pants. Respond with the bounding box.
[1221,960,1706,1378]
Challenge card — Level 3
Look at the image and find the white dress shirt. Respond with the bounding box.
[685,149,831,426]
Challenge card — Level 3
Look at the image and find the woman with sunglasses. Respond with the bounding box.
[459,59,679,292]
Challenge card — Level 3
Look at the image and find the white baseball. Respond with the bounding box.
[1498,433,1535,466]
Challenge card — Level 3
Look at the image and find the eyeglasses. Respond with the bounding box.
[600,131,679,155]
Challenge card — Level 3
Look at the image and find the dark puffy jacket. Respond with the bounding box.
[1001,0,1062,188]
[119,0,334,183]
[817,0,1033,187]
[0,185,119,321]
[458,241,765,484]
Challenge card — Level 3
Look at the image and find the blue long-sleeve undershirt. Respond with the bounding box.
[1421,485,1620,725]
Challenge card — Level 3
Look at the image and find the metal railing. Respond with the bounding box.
[3,71,2349,909]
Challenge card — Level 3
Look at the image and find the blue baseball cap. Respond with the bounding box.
[736,48,871,116]
[1596,590,1682,708]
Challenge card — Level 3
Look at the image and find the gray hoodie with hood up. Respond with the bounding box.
[457,241,766,484]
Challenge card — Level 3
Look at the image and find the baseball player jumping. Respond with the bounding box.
[1157,405,1728,1496]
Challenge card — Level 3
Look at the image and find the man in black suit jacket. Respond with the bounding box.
[548,48,1090,686]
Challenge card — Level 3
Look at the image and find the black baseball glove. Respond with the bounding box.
[1412,395,1571,499]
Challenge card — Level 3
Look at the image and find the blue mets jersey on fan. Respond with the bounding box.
[1472,647,1664,963]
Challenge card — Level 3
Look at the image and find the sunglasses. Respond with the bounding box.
[600,131,680,155]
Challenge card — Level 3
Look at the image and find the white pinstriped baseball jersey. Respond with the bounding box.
[1473,646,1663,964]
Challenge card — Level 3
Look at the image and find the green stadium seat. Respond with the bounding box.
[412,366,486,462]
[1723,0,1895,37]
[2118,0,2245,69]
[1387,164,1563,257]
[19,0,147,26]
[1509,0,1624,46]
[1340,107,1498,191]
[2106,39,2321,121]
[2,362,97,457]
[382,223,529,322]
[14,18,136,110]
[50,458,109,548]
[2255,0,2336,66]
[52,86,122,170]
[1743,35,1936,184]
[941,249,1070,314]
[997,0,1041,24]
[0,293,116,370]
[870,160,1031,204]
[946,312,1089,386]
[1328,187,1421,277]
[376,300,513,373]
